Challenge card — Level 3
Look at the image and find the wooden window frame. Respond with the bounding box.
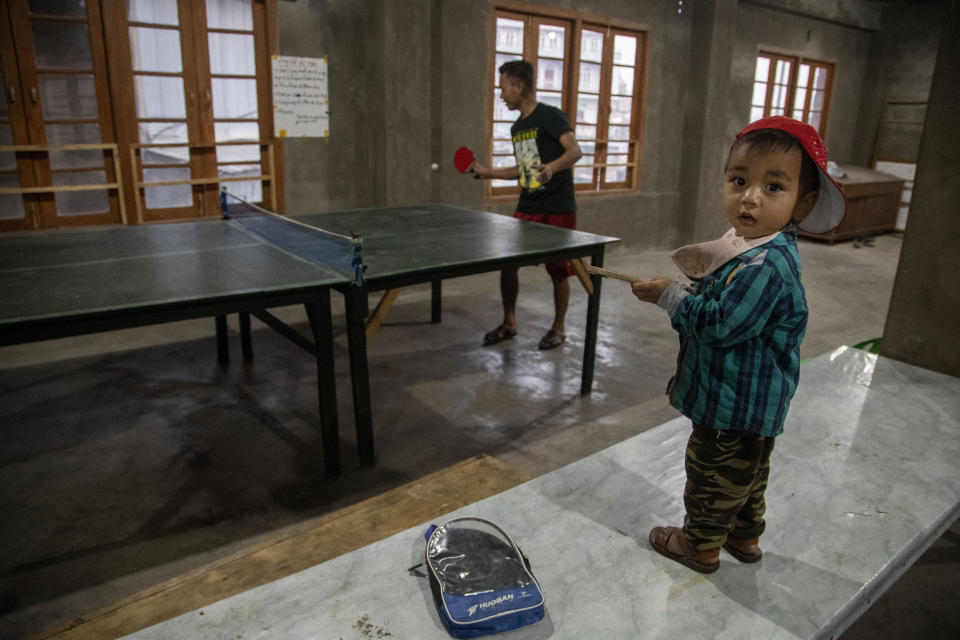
[752,50,834,137]
[487,2,649,201]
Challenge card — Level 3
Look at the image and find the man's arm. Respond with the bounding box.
[535,131,582,183]
[470,160,519,180]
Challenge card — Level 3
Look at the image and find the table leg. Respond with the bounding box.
[431,280,442,323]
[581,249,604,396]
[345,285,375,467]
[239,312,252,359]
[305,290,341,478]
[215,315,228,366]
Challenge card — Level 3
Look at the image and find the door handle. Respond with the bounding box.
[30,86,38,103]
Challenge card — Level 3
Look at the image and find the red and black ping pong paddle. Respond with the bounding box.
[454,146,480,179]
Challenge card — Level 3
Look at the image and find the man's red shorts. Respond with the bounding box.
[514,211,577,278]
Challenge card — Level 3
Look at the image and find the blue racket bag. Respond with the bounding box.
[420,517,545,638]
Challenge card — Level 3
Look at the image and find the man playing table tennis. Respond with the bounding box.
[467,59,583,350]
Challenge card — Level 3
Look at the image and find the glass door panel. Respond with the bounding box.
[2,0,120,228]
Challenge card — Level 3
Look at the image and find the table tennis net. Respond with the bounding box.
[220,189,364,286]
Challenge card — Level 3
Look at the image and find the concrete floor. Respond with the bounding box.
[1,233,957,639]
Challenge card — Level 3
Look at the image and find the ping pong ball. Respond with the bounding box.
[431,162,439,171]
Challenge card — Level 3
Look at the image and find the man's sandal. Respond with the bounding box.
[538,329,566,350]
[649,526,720,574]
[723,535,762,563]
[483,324,517,346]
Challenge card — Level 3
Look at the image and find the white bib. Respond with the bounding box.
[671,228,779,279]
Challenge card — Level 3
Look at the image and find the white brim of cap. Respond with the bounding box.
[798,167,847,234]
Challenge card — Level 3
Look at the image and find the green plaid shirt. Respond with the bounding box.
[663,231,807,437]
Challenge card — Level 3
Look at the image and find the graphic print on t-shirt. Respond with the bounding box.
[513,128,542,192]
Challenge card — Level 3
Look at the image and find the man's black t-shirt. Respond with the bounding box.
[510,103,577,214]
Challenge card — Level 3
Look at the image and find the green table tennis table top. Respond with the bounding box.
[0,204,618,329]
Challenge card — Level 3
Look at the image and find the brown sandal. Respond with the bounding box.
[723,535,762,563]
[649,526,720,574]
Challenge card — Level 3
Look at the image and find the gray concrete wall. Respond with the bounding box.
[882,0,960,377]
[274,0,943,254]
[852,2,946,165]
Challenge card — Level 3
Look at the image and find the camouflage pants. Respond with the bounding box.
[682,424,776,551]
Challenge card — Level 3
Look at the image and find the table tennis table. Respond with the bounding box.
[0,204,618,476]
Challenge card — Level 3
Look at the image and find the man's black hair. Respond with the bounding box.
[499,60,535,94]
[732,128,819,198]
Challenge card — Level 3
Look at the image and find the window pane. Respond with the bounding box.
[752,82,767,106]
[750,106,764,122]
[39,73,98,119]
[129,27,182,73]
[143,167,191,208]
[613,35,636,66]
[608,141,629,155]
[139,121,188,144]
[217,144,260,163]
[813,67,827,90]
[605,166,626,183]
[579,141,596,157]
[29,0,86,16]
[143,145,188,165]
[32,20,92,69]
[574,166,593,183]
[134,75,186,118]
[575,124,596,140]
[206,0,253,31]
[609,96,632,126]
[45,123,103,169]
[493,90,511,121]
[209,33,255,75]
[580,30,603,63]
[812,89,824,111]
[607,154,628,166]
[775,60,791,84]
[538,92,562,109]
[772,84,786,111]
[496,53,522,73]
[214,121,259,142]
[0,126,15,170]
[219,162,260,177]
[493,139,512,154]
[754,56,770,82]
[537,58,563,91]
[128,0,179,25]
[0,175,26,219]
[808,111,821,130]
[611,66,634,96]
[579,62,601,93]
[793,87,807,113]
[538,25,565,58]
[493,122,512,140]
[797,64,810,88]
[212,78,258,119]
[496,18,524,54]
[52,171,109,215]
[608,125,631,140]
[577,94,598,124]
[220,178,261,203]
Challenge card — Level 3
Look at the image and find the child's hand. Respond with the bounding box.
[631,276,673,303]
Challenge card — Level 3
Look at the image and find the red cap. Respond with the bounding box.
[736,116,847,233]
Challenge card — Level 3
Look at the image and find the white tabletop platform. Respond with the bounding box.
[122,347,960,640]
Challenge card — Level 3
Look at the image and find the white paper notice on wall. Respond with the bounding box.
[272,55,329,139]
